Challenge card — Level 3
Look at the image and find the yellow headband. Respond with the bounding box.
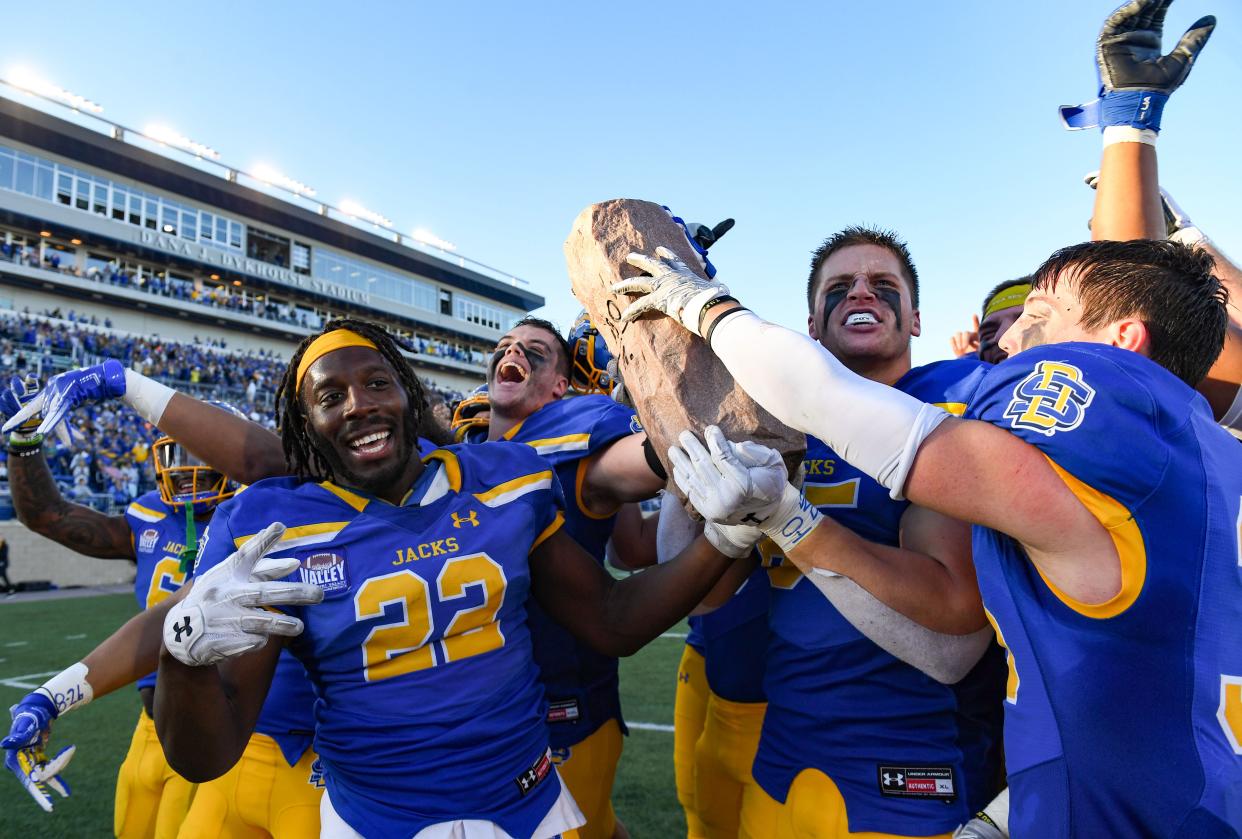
[983,284,1032,319]
[295,329,379,391]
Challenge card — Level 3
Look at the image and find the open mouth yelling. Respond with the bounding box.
[496,361,529,385]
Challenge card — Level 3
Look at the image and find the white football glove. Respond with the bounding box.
[953,788,1010,839]
[613,246,730,338]
[163,522,323,667]
[703,521,764,559]
[667,426,787,526]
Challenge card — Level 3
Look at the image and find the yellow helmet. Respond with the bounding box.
[568,312,614,396]
[451,385,490,442]
[153,401,242,512]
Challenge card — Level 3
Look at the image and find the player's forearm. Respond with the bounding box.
[583,433,665,514]
[153,649,252,782]
[159,392,287,484]
[80,594,181,697]
[1202,240,1242,326]
[1091,142,1163,241]
[7,451,132,558]
[595,537,735,656]
[785,520,984,634]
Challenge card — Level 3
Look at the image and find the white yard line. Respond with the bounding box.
[0,670,61,690]
[64,634,87,640]
[658,632,687,639]
[628,721,675,733]
[3,641,29,648]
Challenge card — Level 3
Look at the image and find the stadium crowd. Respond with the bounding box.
[1,240,490,367]
[2,3,1240,839]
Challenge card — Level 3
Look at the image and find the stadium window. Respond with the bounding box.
[181,210,196,241]
[128,194,142,226]
[92,184,108,215]
[229,222,243,250]
[440,289,453,317]
[111,186,127,220]
[56,173,72,206]
[0,151,13,191]
[72,178,89,210]
[145,199,158,229]
[35,164,54,201]
[161,205,178,236]
[292,242,310,274]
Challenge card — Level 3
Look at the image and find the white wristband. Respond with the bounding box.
[1170,226,1209,247]
[760,484,822,554]
[122,368,175,426]
[36,662,93,716]
[1102,126,1158,147]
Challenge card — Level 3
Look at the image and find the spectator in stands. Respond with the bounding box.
[0,535,10,593]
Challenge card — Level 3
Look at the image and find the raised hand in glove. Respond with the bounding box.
[0,360,126,444]
[163,522,323,667]
[1061,0,1216,132]
[614,247,731,338]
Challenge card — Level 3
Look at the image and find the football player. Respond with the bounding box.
[648,227,1004,838]
[617,4,1239,820]
[147,320,749,837]
[0,387,323,837]
[450,384,490,443]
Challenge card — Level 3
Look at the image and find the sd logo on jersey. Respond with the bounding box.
[1004,360,1095,436]
[300,552,349,596]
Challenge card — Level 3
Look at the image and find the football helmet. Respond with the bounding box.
[451,385,490,442]
[568,312,614,396]
[153,401,243,513]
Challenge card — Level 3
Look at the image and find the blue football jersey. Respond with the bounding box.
[965,343,1242,838]
[755,359,1003,834]
[193,443,568,837]
[491,395,642,747]
[126,492,192,691]
[701,565,770,704]
[685,615,705,654]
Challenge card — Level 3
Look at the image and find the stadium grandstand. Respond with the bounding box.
[0,87,543,586]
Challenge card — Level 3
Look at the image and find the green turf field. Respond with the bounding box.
[0,593,688,837]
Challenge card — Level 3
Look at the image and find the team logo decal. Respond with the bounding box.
[629,414,644,434]
[1003,360,1095,436]
[451,510,480,528]
[138,528,159,553]
[299,552,349,596]
[307,758,326,788]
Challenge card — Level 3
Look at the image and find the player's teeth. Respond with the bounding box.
[501,362,527,381]
[351,431,389,448]
[846,313,877,325]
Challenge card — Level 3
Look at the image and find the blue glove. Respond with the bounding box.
[0,374,45,447]
[4,692,74,813]
[1060,0,1215,132]
[0,360,126,442]
[662,206,728,279]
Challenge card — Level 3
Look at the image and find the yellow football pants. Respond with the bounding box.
[674,644,710,839]
[747,768,954,839]
[176,733,321,838]
[114,711,196,839]
[695,694,767,839]
[558,717,624,839]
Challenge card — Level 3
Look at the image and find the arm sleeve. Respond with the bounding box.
[803,569,993,684]
[709,311,948,498]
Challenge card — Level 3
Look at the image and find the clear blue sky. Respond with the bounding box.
[2,0,1238,364]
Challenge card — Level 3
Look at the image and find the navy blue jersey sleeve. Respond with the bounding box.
[965,343,1176,508]
[190,496,240,580]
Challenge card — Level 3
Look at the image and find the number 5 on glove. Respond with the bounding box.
[163,522,323,667]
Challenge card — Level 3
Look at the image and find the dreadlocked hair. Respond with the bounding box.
[275,318,429,481]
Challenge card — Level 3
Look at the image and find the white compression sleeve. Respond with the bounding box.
[805,570,993,684]
[709,311,949,499]
[656,492,700,564]
[122,368,175,426]
[1219,385,1242,435]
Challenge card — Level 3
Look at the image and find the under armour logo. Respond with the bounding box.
[172,616,194,643]
[678,670,690,683]
[883,772,904,787]
[451,510,480,528]
[741,512,763,525]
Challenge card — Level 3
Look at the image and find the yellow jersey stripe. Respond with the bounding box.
[531,511,565,553]
[1037,456,1146,619]
[525,433,590,455]
[423,450,462,493]
[235,521,351,549]
[932,401,968,417]
[127,503,166,522]
[319,482,370,513]
[474,470,554,507]
[804,478,861,509]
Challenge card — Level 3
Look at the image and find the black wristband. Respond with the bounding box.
[704,306,749,347]
[642,435,668,482]
[6,444,43,458]
[695,295,738,335]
